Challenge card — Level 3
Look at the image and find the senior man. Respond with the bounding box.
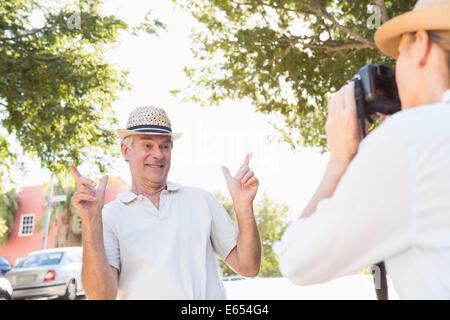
[70,106,261,300]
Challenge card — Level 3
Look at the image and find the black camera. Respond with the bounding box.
[352,64,401,136]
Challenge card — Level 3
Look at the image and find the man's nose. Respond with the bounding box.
[150,147,164,160]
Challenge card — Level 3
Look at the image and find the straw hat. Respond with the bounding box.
[375,0,450,58]
[116,106,182,140]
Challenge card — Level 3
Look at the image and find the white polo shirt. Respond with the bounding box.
[102,182,239,300]
[274,90,450,299]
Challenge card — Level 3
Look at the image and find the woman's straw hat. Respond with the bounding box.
[117,106,182,140]
[375,0,450,58]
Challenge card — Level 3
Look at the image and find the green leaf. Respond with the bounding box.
[174,0,414,149]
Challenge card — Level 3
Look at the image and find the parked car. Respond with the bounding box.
[0,277,13,300]
[5,247,84,300]
[0,256,12,275]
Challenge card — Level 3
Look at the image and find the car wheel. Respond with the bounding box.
[62,280,77,300]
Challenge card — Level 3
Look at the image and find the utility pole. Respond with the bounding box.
[41,175,66,250]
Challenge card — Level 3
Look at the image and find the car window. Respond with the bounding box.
[65,251,81,263]
[0,256,11,266]
[75,250,83,261]
[16,252,64,267]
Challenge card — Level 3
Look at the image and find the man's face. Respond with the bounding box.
[123,134,172,186]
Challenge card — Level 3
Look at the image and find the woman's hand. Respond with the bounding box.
[325,81,361,167]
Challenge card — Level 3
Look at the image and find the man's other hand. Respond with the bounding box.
[222,153,259,206]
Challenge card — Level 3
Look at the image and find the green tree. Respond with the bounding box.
[216,193,289,277]
[0,0,165,181]
[0,191,20,245]
[173,0,415,150]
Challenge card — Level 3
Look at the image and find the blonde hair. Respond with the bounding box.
[428,30,450,81]
[409,30,450,80]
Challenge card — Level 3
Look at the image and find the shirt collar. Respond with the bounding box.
[118,190,138,204]
[166,181,181,192]
[118,181,181,204]
[442,89,450,104]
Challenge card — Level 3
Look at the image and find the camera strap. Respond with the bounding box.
[354,78,389,300]
[354,79,367,140]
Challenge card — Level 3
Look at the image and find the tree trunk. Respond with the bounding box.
[54,206,78,248]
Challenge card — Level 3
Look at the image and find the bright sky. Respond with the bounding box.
[11,0,331,220]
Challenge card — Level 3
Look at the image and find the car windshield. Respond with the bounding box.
[16,252,64,268]
[0,256,10,265]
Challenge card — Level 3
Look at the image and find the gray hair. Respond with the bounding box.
[122,136,134,148]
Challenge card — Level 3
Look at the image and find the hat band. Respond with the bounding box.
[127,124,172,134]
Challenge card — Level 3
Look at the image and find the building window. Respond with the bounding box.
[18,214,35,236]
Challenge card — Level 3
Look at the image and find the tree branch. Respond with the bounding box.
[0,27,47,42]
[301,41,373,52]
[7,44,61,62]
[229,0,311,15]
[308,0,376,48]
[271,36,373,53]
[229,0,377,49]
[229,42,295,82]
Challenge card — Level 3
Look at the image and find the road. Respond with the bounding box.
[26,274,398,300]
[223,274,399,300]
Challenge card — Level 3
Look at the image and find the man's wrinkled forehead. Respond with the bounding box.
[135,134,172,143]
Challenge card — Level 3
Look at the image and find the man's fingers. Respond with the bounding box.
[236,164,250,180]
[97,175,109,195]
[222,166,233,185]
[245,176,259,187]
[75,185,96,197]
[69,164,81,181]
[243,152,253,166]
[73,192,96,202]
[69,164,96,188]
[241,170,254,185]
[71,193,96,206]
[236,153,253,179]
[78,176,97,188]
[225,153,254,179]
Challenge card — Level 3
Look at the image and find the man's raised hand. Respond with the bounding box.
[222,152,259,206]
[69,164,109,224]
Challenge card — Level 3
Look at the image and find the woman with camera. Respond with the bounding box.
[274,0,450,299]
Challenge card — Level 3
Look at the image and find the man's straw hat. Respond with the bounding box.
[117,106,182,140]
[375,0,450,58]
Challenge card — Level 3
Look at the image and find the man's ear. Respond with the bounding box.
[414,30,432,68]
[121,142,130,162]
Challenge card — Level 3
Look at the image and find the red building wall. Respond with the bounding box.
[0,177,129,265]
